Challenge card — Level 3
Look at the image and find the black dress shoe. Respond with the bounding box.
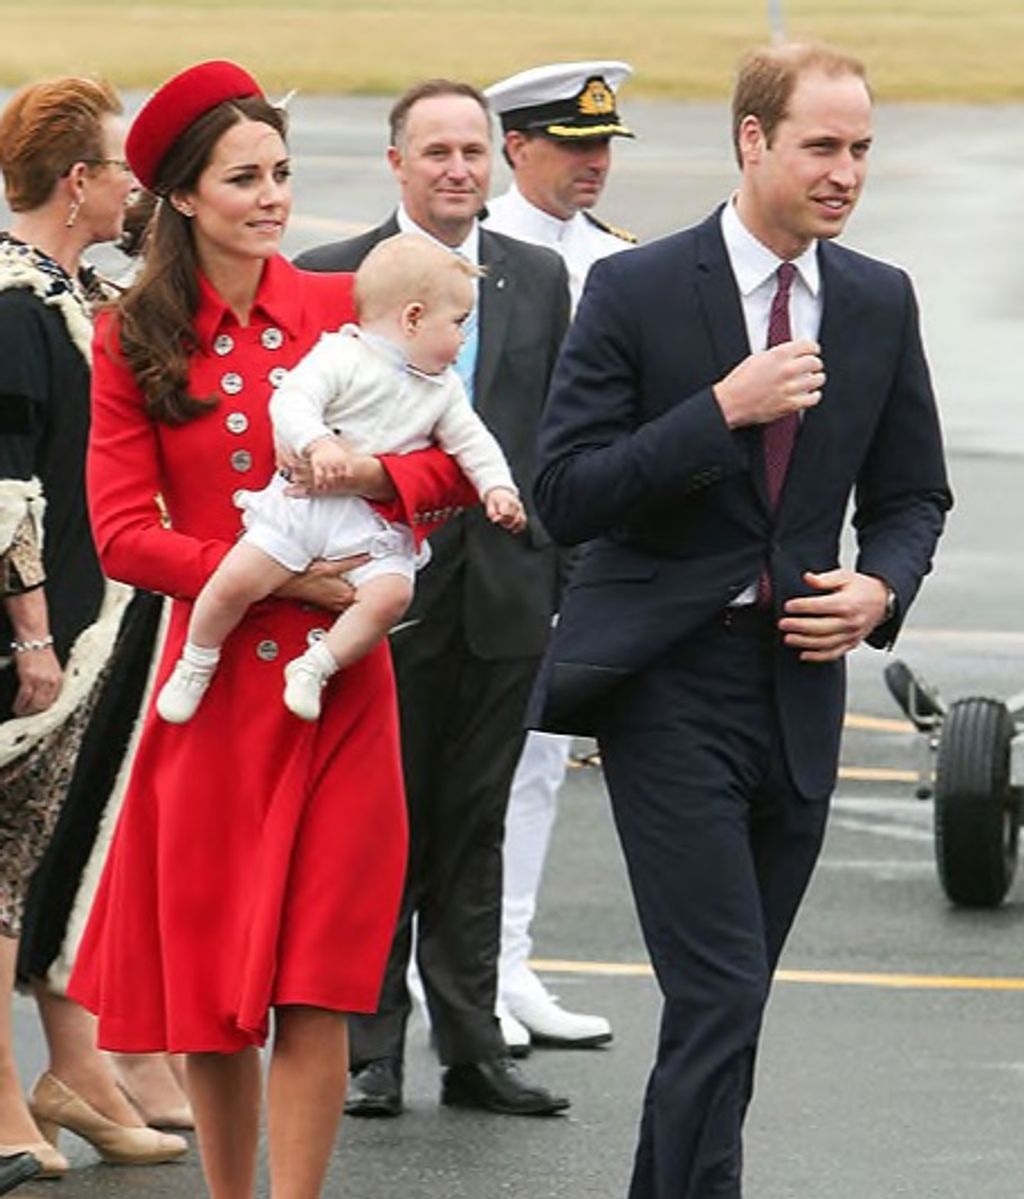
[0,1152,41,1195]
[345,1058,403,1118]
[440,1056,570,1116]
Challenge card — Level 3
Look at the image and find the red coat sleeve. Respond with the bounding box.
[374,449,479,548]
[87,314,232,599]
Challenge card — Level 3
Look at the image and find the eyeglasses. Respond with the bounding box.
[82,158,133,175]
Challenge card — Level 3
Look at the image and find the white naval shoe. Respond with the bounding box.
[496,1000,531,1059]
[156,659,214,723]
[505,984,613,1048]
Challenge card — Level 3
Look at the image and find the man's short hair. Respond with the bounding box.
[731,41,869,167]
[388,79,490,149]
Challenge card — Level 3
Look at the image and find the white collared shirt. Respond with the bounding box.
[396,204,480,269]
[720,197,822,351]
[483,182,632,311]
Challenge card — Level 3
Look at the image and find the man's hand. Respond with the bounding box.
[484,487,527,533]
[714,339,825,429]
[13,646,63,716]
[778,569,890,662]
[274,555,370,613]
[307,437,356,492]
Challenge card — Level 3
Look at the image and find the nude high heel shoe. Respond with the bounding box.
[28,1073,188,1166]
[0,1140,69,1179]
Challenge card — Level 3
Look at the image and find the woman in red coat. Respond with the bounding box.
[68,61,475,1199]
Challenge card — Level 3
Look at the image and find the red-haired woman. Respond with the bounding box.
[0,76,189,1190]
[68,61,475,1199]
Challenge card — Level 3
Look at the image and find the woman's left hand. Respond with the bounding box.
[13,645,64,716]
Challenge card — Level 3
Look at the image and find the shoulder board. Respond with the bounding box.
[582,211,638,244]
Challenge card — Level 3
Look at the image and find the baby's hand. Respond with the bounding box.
[485,487,526,533]
[307,437,354,491]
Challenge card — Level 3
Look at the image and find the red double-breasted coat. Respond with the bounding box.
[69,256,475,1052]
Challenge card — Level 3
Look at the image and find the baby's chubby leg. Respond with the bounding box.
[283,573,413,722]
[190,542,296,648]
[157,543,295,724]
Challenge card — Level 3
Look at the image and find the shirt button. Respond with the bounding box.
[221,372,244,396]
[213,333,234,356]
[231,450,253,473]
[307,627,327,647]
[268,366,288,387]
[256,639,279,661]
[225,411,249,435]
[261,326,284,351]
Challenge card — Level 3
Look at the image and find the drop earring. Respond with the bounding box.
[65,198,81,228]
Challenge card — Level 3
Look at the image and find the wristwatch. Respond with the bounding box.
[883,586,898,623]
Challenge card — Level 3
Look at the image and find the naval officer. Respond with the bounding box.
[482,61,636,1053]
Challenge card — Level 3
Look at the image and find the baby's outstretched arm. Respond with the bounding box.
[484,486,527,533]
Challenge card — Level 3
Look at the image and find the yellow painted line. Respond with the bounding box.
[532,959,1024,992]
[571,757,917,781]
[837,766,919,783]
[844,712,913,734]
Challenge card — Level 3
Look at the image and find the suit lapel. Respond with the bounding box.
[475,230,511,412]
[692,212,765,507]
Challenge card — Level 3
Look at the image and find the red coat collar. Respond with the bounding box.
[194,255,303,350]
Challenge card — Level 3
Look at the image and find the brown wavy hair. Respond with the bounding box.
[117,95,287,426]
[0,76,121,211]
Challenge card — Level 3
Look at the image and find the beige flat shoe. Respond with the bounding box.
[0,1139,69,1179]
[28,1073,188,1166]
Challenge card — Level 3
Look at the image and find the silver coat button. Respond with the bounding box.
[307,627,327,646]
[268,366,288,387]
[256,639,279,661]
[225,411,249,435]
[213,333,234,356]
[221,372,243,396]
[230,450,253,472]
[261,326,284,350]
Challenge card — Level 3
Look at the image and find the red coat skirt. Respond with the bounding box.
[69,258,475,1052]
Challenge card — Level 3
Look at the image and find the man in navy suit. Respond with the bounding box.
[530,42,951,1197]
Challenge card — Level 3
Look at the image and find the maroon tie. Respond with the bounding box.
[756,262,797,606]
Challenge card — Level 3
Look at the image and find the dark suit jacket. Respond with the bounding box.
[529,208,952,797]
[296,218,571,659]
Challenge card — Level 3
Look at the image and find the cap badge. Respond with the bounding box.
[578,78,615,117]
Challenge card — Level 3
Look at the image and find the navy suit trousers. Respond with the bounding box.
[595,615,830,1199]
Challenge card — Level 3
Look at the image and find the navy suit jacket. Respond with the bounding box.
[528,208,952,798]
[297,218,571,660]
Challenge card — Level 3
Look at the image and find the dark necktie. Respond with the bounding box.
[756,262,797,607]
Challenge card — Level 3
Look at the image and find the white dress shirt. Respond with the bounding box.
[484,182,632,311]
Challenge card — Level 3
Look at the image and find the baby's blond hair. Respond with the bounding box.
[354,232,480,322]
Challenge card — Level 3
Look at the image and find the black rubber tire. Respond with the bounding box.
[934,697,1018,907]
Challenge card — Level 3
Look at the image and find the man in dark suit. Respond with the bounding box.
[529,42,952,1196]
[296,79,571,1117]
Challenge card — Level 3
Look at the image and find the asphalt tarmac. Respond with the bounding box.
[5,95,1024,1198]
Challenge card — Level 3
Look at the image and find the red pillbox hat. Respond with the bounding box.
[126,60,263,192]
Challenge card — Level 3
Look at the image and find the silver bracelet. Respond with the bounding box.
[10,635,54,654]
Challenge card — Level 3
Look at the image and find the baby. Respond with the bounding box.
[157,233,525,724]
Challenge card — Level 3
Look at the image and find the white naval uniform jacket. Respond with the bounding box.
[484,182,634,310]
